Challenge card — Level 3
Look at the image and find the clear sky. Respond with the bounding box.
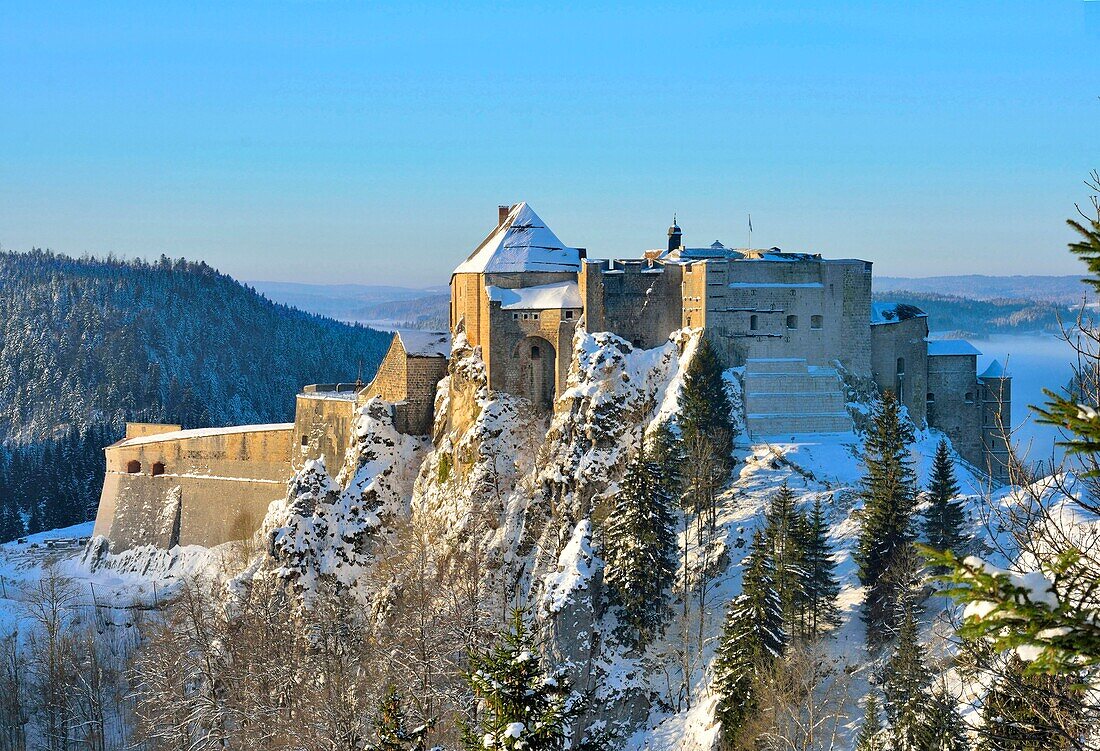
[1,1,1098,287]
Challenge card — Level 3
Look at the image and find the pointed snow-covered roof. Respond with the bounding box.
[453,203,582,275]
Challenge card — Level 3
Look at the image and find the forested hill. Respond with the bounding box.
[0,250,391,539]
[0,250,390,444]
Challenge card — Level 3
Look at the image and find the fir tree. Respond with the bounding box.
[369,686,430,751]
[679,336,735,474]
[801,496,841,639]
[713,530,786,746]
[854,692,886,751]
[763,484,808,636]
[882,607,931,751]
[463,609,573,751]
[856,389,919,643]
[603,448,677,646]
[923,439,967,569]
[923,683,970,751]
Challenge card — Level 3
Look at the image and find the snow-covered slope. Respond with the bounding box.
[3,325,1056,750]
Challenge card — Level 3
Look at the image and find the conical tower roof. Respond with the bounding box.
[454,202,581,274]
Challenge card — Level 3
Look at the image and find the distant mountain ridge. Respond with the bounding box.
[877,274,1089,304]
[249,280,449,326]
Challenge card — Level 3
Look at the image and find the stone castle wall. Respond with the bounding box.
[981,375,1012,482]
[579,259,683,349]
[870,316,929,425]
[692,258,873,373]
[926,354,984,468]
[93,424,293,552]
[359,336,449,434]
[292,389,359,472]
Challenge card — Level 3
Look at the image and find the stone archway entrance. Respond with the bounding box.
[517,336,556,409]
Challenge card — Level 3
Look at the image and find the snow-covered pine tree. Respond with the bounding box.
[603,448,677,646]
[882,606,931,751]
[713,529,786,747]
[647,420,685,504]
[854,692,887,751]
[763,484,809,637]
[369,686,430,751]
[463,609,573,751]
[856,389,919,644]
[679,336,735,474]
[923,438,967,571]
[922,683,970,751]
[801,496,841,639]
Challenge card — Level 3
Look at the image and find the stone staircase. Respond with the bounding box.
[742,358,853,438]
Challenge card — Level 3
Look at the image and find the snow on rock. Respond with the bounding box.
[539,519,595,618]
[269,399,427,594]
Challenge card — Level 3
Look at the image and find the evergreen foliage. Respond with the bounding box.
[801,496,841,638]
[882,607,931,751]
[603,446,678,646]
[923,439,967,568]
[856,389,919,643]
[0,250,389,541]
[763,484,809,636]
[854,693,886,751]
[678,336,735,474]
[923,683,971,751]
[463,609,574,751]
[369,686,430,751]
[713,530,786,746]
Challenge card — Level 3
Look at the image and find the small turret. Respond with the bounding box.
[667,215,682,252]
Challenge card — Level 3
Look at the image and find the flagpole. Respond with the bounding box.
[748,212,752,249]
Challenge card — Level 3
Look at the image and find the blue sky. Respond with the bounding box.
[1,1,1097,287]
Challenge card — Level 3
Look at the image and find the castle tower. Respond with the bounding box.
[667,216,682,252]
[979,360,1012,483]
[450,203,583,408]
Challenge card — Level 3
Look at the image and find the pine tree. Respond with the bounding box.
[801,496,841,639]
[854,692,886,751]
[882,607,931,751]
[856,389,919,643]
[369,686,430,751]
[679,336,735,474]
[923,683,970,751]
[603,448,677,646]
[463,609,573,751]
[713,530,786,746]
[763,484,808,636]
[923,439,967,570]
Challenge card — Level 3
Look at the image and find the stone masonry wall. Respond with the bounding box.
[292,391,359,471]
[93,424,293,552]
[926,354,984,468]
[870,317,929,425]
[580,259,682,349]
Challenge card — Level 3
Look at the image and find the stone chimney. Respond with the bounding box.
[498,205,510,226]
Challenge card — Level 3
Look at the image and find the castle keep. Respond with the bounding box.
[92,202,1010,552]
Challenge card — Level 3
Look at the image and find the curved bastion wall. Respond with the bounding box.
[92,423,294,552]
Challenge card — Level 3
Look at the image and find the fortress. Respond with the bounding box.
[92,203,1011,552]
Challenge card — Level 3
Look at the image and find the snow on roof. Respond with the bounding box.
[486,280,582,310]
[979,359,1008,378]
[871,301,928,325]
[927,339,982,357]
[396,329,450,358]
[118,423,294,447]
[453,203,581,274]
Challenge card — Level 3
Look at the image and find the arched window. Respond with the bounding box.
[301,434,309,447]
[811,315,823,329]
[896,357,906,375]
[926,392,935,403]
[531,345,541,359]
[965,392,974,403]
[786,315,798,329]
[749,315,759,331]
[151,462,166,477]
[126,460,141,474]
